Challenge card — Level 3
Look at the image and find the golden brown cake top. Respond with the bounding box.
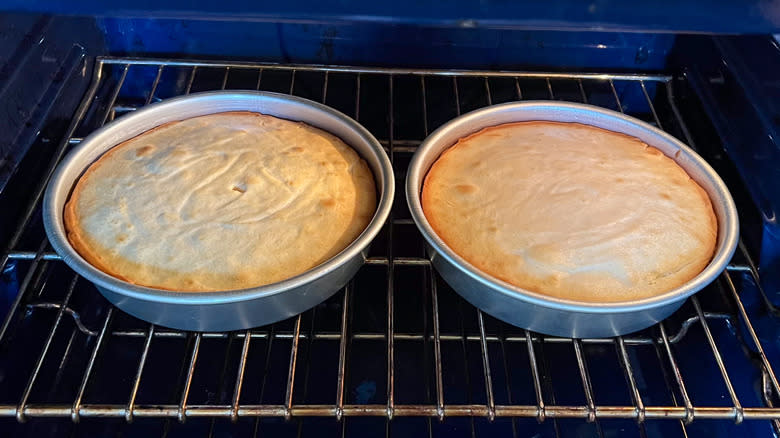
[65,111,376,292]
[422,121,717,303]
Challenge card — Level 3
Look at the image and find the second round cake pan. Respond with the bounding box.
[406,101,738,338]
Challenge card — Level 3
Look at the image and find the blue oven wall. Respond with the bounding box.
[97,18,674,71]
[0,15,103,192]
[674,35,780,303]
[96,19,674,116]
[5,0,780,34]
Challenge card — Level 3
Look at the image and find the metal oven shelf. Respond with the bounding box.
[1,57,779,437]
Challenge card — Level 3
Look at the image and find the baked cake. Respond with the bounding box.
[421,121,717,302]
[65,111,377,292]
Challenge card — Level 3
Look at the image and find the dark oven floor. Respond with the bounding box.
[1,58,779,438]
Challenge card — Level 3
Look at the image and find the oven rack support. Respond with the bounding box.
[0,58,778,436]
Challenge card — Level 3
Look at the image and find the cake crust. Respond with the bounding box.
[65,111,376,292]
[421,121,717,303]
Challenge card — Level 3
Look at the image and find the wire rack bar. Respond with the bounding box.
[284,315,302,420]
[497,332,520,438]
[95,57,673,82]
[609,79,625,113]
[429,267,446,420]
[736,239,777,314]
[386,73,396,421]
[185,67,198,94]
[334,282,351,420]
[15,274,79,422]
[476,310,496,421]
[691,296,744,423]
[230,330,252,422]
[2,306,738,348]
[221,66,231,91]
[125,324,155,422]
[100,64,129,125]
[0,240,50,344]
[577,79,588,104]
[640,80,663,128]
[616,336,646,423]
[722,271,780,399]
[524,329,546,422]
[72,308,113,423]
[649,327,689,435]
[658,321,695,423]
[573,340,598,423]
[146,65,164,105]
[5,404,780,420]
[177,333,201,423]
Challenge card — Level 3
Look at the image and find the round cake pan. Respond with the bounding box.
[44,91,394,332]
[406,101,738,338]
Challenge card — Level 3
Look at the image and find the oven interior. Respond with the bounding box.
[1,11,780,438]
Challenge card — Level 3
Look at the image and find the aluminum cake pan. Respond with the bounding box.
[406,101,738,338]
[43,91,394,332]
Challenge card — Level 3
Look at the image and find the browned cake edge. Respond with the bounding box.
[64,111,376,292]
[421,120,718,300]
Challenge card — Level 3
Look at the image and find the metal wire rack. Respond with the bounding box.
[1,57,780,437]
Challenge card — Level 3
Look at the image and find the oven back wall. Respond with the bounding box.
[0,14,103,250]
[97,18,674,71]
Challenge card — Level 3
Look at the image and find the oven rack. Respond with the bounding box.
[1,57,779,436]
